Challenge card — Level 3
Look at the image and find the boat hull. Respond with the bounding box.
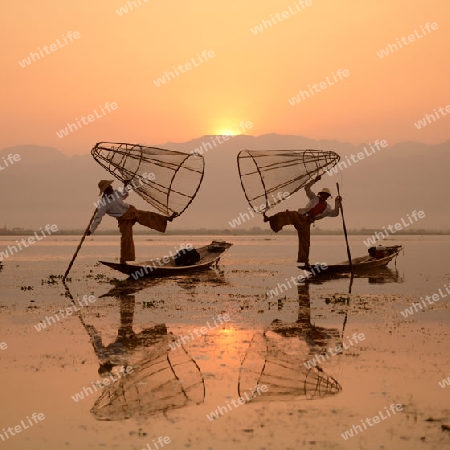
[99,241,232,278]
[305,245,403,275]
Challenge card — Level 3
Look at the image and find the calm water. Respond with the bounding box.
[0,235,449,449]
[1,234,449,303]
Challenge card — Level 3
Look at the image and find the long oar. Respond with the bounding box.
[63,208,97,282]
[336,183,353,277]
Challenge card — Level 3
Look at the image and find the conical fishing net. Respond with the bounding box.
[91,142,205,217]
[91,342,205,420]
[238,332,341,401]
[237,149,340,213]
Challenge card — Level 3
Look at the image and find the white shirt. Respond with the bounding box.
[298,181,339,220]
[90,189,130,233]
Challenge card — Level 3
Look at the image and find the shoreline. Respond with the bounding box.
[0,229,449,236]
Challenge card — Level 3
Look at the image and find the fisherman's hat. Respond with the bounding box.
[319,187,332,197]
[98,180,114,195]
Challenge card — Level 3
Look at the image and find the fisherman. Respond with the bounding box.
[263,176,342,268]
[87,180,175,264]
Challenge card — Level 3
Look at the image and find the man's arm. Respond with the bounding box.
[120,181,133,198]
[89,206,107,234]
[304,175,321,200]
[117,190,129,200]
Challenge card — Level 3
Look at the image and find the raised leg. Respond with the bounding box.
[135,209,168,233]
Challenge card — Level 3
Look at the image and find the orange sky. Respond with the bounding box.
[1,0,449,155]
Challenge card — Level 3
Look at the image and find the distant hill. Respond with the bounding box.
[0,136,448,231]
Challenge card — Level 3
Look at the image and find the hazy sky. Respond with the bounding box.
[1,0,449,155]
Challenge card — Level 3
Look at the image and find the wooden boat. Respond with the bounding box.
[301,245,403,275]
[99,241,232,278]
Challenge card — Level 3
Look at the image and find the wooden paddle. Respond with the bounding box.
[63,208,98,282]
[336,183,353,277]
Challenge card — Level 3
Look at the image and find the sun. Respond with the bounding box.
[216,128,238,136]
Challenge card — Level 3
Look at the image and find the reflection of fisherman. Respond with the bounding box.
[270,283,341,355]
[239,283,342,400]
[87,180,175,264]
[263,176,342,267]
[84,295,168,375]
[82,295,205,420]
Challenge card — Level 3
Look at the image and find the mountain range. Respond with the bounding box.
[0,135,448,231]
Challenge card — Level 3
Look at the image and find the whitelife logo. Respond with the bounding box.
[189,121,253,157]
[303,333,366,369]
[206,385,268,421]
[326,140,388,176]
[376,22,439,58]
[439,374,450,389]
[228,192,291,228]
[363,210,425,247]
[153,51,215,87]
[71,366,134,402]
[0,413,45,443]
[34,295,97,332]
[18,31,81,68]
[0,153,21,171]
[55,102,118,139]
[341,404,403,440]
[116,0,150,16]
[0,224,59,262]
[400,283,450,318]
[414,104,450,129]
[288,69,350,106]
[169,314,231,350]
[250,0,313,35]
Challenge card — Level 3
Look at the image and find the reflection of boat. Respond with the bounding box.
[307,266,404,284]
[309,245,403,275]
[99,264,228,299]
[99,241,232,278]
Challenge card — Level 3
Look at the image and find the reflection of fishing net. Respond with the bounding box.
[91,142,205,217]
[91,344,205,420]
[237,149,340,213]
[238,332,341,401]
